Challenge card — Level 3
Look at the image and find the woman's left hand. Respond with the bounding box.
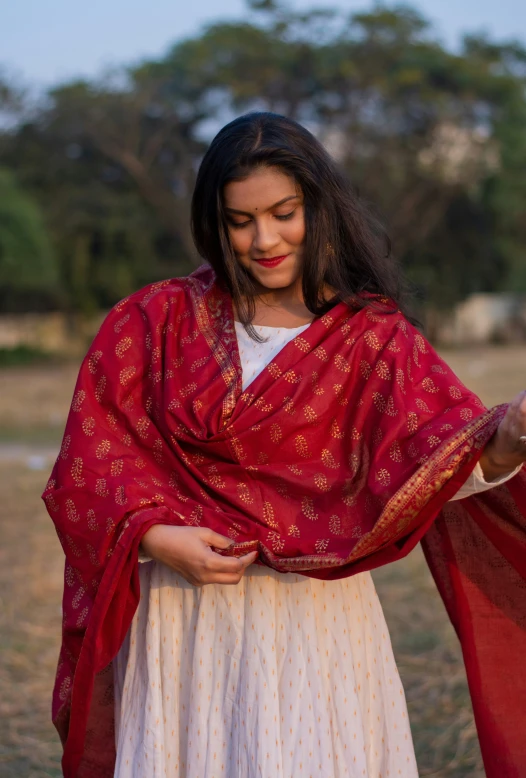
[479,390,526,481]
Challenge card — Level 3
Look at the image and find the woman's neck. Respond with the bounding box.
[233,283,337,328]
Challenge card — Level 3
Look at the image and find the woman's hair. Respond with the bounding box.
[191,111,413,341]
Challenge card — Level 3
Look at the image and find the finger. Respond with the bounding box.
[239,550,258,566]
[203,550,246,574]
[203,529,234,550]
[201,572,248,586]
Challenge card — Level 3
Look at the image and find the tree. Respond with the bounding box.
[0,168,60,310]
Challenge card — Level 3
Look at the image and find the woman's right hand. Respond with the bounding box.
[140,525,258,586]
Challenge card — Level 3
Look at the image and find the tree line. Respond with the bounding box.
[1,0,525,316]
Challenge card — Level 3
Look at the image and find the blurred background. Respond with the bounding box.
[1,1,525,776]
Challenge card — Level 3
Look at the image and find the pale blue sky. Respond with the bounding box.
[2,0,526,88]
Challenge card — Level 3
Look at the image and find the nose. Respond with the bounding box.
[252,218,280,254]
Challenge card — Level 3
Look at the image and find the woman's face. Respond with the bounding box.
[223,166,306,295]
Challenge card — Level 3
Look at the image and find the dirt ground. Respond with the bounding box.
[0,345,524,777]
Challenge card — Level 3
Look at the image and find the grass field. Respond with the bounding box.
[0,345,525,777]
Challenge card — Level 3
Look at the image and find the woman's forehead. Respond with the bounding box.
[223,167,300,213]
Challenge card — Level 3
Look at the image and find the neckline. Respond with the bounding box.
[234,319,312,331]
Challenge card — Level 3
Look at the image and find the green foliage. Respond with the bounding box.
[0,1,525,312]
[0,169,59,296]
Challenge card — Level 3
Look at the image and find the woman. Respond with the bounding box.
[43,112,526,778]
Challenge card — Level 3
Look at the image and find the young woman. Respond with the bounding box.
[44,112,526,778]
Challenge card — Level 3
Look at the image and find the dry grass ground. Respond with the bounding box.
[0,345,524,777]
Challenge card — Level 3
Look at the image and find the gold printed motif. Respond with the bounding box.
[427,435,441,448]
[65,499,80,522]
[373,392,399,417]
[320,313,334,327]
[283,369,302,384]
[110,459,124,477]
[270,423,282,443]
[334,354,351,373]
[303,405,317,423]
[283,397,296,416]
[287,524,301,537]
[386,339,401,353]
[396,320,409,336]
[255,397,273,412]
[88,350,103,374]
[82,417,95,436]
[95,440,111,460]
[114,313,130,333]
[321,448,339,468]
[449,385,462,399]
[267,363,282,378]
[190,355,210,372]
[136,416,150,439]
[87,509,98,530]
[313,345,329,361]
[94,375,107,402]
[351,427,362,441]
[268,531,285,552]
[263,501,278,529]
[71,457,86,487]
[310,372,324,396]
[415,398,431,413]
[431,364,447,374]
[415,334,428,353]
[181,329,200,345]
[376,360,391,380]
[95,479,109,497]
[180,382,198,397]
[119,366,136,386]
[314,538,330,553]
[389,441,403,462]
[230,437,246,461]
[287,464,302,475]
[257,451,269,464]
[301,496,319,521]
[460,408,473,421]
[329,514,342,534]
[376,468,391,486]
[372,427,383,446]
[365,309,388,323]
[71,390,86,412]
[59,677,72,702]
[115,486,127,506]
[115,337,133,358]
[407,411,418,433]
[421,377,439,393]
[236,482,253,504]
[330,419,344,439]
[314,473,331,492]
[364,330,382,350]
[293,336,310,353]
[360,360,372,379]
[295,435,311,458]
[394,369,405,397]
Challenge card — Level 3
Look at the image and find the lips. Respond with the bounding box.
[253,255,289,268]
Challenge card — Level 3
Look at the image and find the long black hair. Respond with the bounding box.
[191,111,413,341]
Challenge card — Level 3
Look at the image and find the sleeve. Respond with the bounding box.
[449,461,523,501]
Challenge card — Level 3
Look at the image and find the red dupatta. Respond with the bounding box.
[43,264,526,777]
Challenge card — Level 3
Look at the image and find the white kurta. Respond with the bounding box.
[113,320,518,778]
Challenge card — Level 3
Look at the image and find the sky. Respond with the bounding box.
[2,0,526,89]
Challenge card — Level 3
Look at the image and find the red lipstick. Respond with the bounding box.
[253,255,289,268]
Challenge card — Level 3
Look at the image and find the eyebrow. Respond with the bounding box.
[224,194,300,216]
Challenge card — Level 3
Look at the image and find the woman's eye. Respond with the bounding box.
[229,220,251,229]
[275,211,295,221]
